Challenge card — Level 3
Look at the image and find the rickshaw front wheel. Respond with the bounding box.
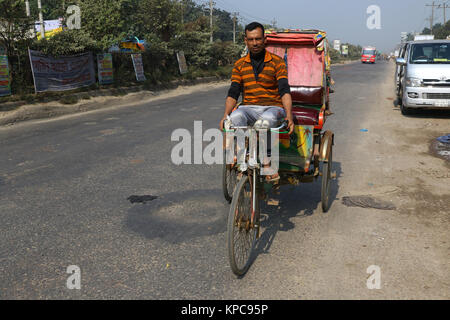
[222,151,238,203]
[227,175,260,276]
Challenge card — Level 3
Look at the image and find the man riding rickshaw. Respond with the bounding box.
[221,22,335,276]
[220,22,294,182]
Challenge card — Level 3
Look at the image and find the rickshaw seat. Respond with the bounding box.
[292,106,320,126]
[290,86,323,105]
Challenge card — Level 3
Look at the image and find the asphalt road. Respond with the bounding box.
[0,60,448,299]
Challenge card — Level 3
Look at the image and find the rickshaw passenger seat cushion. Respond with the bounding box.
[290,86,323,105]
[292,106,320,125]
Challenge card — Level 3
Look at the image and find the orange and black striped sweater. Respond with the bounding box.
[228,50,290,108]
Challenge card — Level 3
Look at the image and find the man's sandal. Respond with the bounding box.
[263,164,280,182]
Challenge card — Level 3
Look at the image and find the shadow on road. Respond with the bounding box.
[124,188,227,244]
[392,99,450,119]
[247,161,342,270]
[402,109,450,119]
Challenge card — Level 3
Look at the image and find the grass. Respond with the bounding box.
[59,95,79,104]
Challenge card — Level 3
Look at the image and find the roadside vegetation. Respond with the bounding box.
[0,0,362,106]
[409,21,450,40]
[0,0,243,100]
[328,44,363,64]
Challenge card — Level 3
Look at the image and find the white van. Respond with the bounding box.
[396,40,450,115]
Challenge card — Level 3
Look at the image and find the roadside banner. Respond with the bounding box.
[0,55,11,97]
[333,39,341,53]
[97,53,114,85]
[176,51,188,74]
[131,53,146,82]
[28,49,95,93]
[341,45,349,55]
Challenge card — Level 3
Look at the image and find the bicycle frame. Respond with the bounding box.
[225,121,287,226]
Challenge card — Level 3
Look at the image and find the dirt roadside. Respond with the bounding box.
[338,61,450,298]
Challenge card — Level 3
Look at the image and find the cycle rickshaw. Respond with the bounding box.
[222,30,335,276]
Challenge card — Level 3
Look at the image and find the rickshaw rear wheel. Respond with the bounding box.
[321,146,333,212]
[227,174,260,276]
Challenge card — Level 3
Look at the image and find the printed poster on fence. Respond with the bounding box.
[97,53,114,85]
[0,55,11,97]
[28,49,96,93]
[131,53,146,82]
[176,51,188,74]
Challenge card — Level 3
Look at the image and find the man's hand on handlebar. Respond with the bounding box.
[285,115,294,135]
[220,115,228,131]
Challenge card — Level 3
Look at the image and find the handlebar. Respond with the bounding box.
[223,117,289,133]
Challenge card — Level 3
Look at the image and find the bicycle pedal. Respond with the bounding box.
[267,198,279,206]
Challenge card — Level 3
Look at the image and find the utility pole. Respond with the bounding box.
[37,0,45,39]
[426,1,439,32]
[209,0,214,43]
[437,2,450,24]
[25,0,30,16]
[232,13,239,44]
[180,0,185,24]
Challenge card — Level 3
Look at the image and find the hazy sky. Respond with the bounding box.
[203,0,445,53]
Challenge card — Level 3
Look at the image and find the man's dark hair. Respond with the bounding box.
[245,22,265,36]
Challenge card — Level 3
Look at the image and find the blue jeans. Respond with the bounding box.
[229,105,286,127]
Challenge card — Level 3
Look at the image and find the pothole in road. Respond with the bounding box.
[127,195,158,204]
[342,196,396,210]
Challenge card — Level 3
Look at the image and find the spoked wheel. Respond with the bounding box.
[321,145,333,212]
[227,174,260,276]
[222,151,238,203]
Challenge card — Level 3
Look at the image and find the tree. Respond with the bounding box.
[422,27,432,35]
[0,0,34,56]
[422,21,450,39]
[32,29,100,56]
[28,0,65,20]
[75,0,139,50]
[213,8,234,42]
[342,43,362,59]
[136,0,181,42]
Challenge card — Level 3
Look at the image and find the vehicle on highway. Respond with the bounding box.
[222,29,334,276]
[396,40,450,115]
[361,46,377,64]
[394,41,410,98]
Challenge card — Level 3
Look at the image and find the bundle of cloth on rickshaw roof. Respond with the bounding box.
[265,30,327,47]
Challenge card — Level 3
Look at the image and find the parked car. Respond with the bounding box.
[394,41,410,98]
[396,40,450,115]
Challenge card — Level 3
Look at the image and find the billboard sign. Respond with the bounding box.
[0,55,11,97]
[341,45,349,55]
[131,53,146,82]
[176,51,188,74]
[333,40,341,53]
[97,53,114,85]
[28,49,96,93]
